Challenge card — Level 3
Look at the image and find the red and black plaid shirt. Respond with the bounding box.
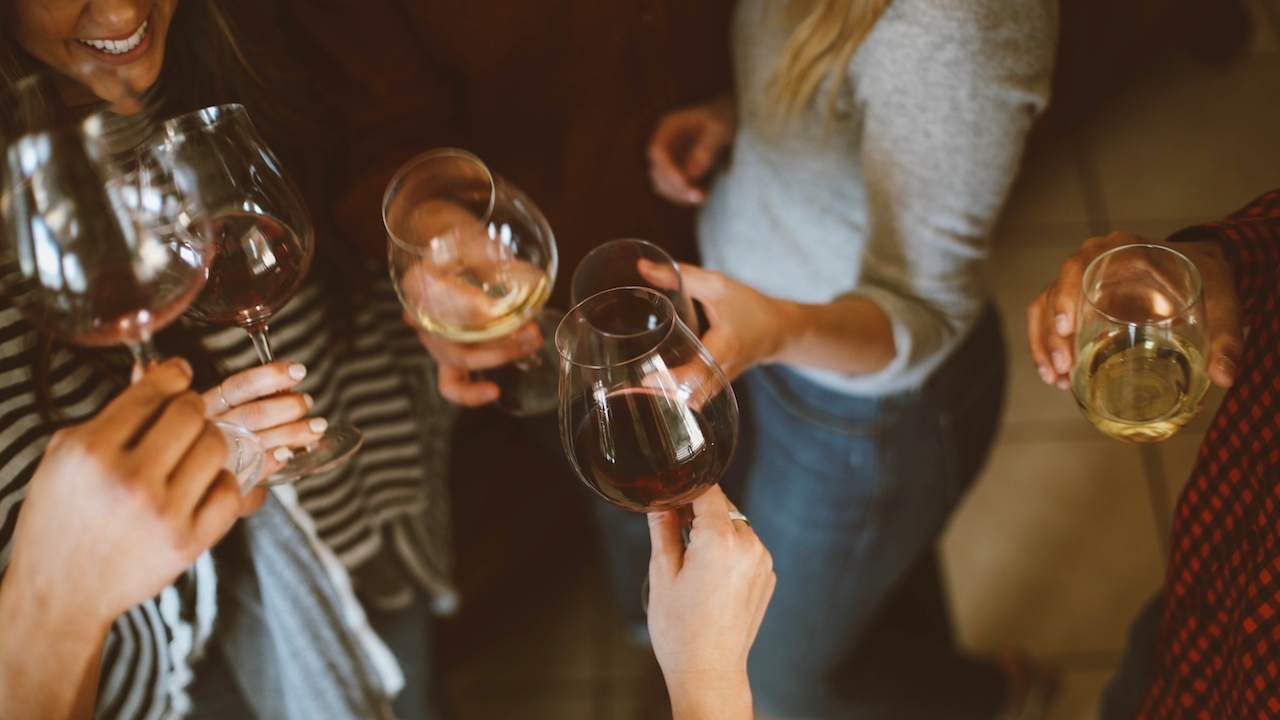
[1139,190,1280,719]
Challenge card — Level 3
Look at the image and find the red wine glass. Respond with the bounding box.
[0,75,265,488]
[556,287,737,511]
[570,239,699,334]
[154,104,362,482]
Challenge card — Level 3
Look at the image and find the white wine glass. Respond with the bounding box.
[384,148,560,416]
[1070,243,1211,442]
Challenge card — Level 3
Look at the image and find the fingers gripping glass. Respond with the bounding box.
[556,288,739,610]
[570,238,699,334]
[0,76,265,489]
[384,148,561,416]
[1070,244,1211,442]
[152,105,363,482]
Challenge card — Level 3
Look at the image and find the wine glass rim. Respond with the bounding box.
[382,147,497,256]
[1081,243,1204,326]
[158,103,249,136]
[556,286,680,369]
[571,238,684,306]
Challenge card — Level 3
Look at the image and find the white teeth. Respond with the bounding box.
[78,21,147,55]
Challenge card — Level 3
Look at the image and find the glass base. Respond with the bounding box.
[263,424,364,485]
[216,421,266,495]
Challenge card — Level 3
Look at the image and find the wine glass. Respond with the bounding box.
[153,104,363,481]
[570,238,699,333]
[384,148,560,416]
[1070,243,1211,442]
[0,76,265,488]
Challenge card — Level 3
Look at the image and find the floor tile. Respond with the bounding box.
[452,694,595,720]
[1245,0,1280,54]
[1086,54,1280,223]
[941,436,1165,658]
[988,223,1101,433]
[1000,138,1094,231]
[1045,669,1115,720]
[444,565,605,687]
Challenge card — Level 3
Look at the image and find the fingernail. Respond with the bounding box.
[288,363,307,381]
[174,357,194,378]
[1216,355,1238,378]
[1056,378,1071,391]
[1054,314,1071,335]
[1052,350,1069,373]
[303,393,314,409]
[1038,366,1055,384]
[272,447,294,462]
[483,388,500,403]
[309,417,328,433]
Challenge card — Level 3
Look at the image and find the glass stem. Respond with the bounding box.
[125,338,162,380]
[247,324,274,364]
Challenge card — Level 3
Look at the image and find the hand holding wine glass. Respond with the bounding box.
[1028,231,1244,392]
[571,238,699,333]
[155,104,363,482]
[385,148,560,416]
[647,484,774,720]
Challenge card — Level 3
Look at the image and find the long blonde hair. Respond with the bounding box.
[767,0,893,123]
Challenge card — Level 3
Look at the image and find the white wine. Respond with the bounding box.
[403,267,550,343]
[1071,329,1210,442]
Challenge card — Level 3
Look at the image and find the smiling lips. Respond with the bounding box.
[77,21,148,55]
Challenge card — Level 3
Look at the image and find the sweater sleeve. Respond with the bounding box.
[846,0,1057,382]
[1168,189,1280,330]
[278,0,466,262]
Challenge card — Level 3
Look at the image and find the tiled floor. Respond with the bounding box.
[441,4,1280,717]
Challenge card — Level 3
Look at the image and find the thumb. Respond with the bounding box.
[648,509,686,579]
[1206,292,1245,388]
[674,263,722,306]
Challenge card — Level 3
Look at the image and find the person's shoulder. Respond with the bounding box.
[875,0,1056,45]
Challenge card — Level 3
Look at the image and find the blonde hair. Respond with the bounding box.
[767,0,893,124]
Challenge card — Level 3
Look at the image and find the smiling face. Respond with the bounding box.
[5,0,178,104]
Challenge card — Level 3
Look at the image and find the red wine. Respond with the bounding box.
[187,212,309,328]
[571,388,731,511]
[45,264,204,347]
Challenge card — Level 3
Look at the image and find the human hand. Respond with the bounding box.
[670,263,793,381]
[6,358,243,629]
[1027,231,1243,391]
[647,485,774,720]
[203,361,321,510]
[408,314,543,406]
[647,93,737,206]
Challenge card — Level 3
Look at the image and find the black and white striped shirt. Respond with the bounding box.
[0,274,456,719]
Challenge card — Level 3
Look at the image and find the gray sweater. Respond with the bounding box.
[699,0,1057,395]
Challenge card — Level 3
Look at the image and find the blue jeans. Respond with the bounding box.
[594,307,1007,719]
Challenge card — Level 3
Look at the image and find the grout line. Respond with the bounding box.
[1070,133,1112,238]
[1262,0,1280,47]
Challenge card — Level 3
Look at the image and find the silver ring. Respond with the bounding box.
[728,510,750,526]
[216,383,233,413]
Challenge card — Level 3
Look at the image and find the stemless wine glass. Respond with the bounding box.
[384,148,561,416]
[0,78,264,488]
[570,238,699,333]
[1070,244,1211,442]
[154,104,363,481]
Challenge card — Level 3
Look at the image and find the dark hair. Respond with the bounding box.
[3,0,359,421]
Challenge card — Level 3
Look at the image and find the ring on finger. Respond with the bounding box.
[216,383,233,413]
[728,510,750,527]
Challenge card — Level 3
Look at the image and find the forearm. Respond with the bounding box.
[770,295,896,375]
[0,573,108,720]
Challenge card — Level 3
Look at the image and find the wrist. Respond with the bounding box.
[765,298,809,365]
[667,669,753,720]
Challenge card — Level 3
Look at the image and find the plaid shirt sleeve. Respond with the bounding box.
[1140,189,1280,720]
[1169,189,1280,329]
